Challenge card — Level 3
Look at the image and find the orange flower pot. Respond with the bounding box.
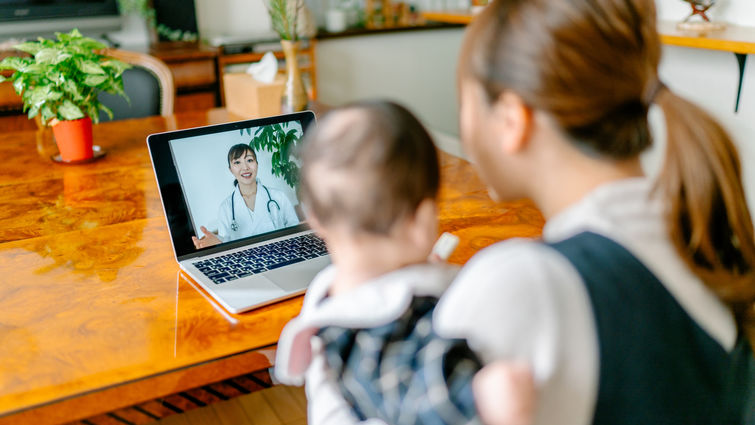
[52,117,93,162]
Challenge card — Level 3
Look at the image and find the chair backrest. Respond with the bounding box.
[97,49,175,121]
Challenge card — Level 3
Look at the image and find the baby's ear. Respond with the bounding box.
[407,198,439,251]
[307,213,326,237]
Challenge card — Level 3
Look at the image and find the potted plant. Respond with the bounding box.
[267,0,309,113]
[0,29,131,162]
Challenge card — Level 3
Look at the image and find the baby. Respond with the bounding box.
[275,100,533,425]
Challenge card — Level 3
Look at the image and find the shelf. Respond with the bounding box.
[316,22,463,39]
[421,11,474,25]
[421,12,755,55]
[658,21,755,55]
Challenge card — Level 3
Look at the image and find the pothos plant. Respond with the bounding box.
[242,123,302,188]
[0,29,131,125]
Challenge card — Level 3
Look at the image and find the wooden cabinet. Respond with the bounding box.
[149,41,221,112]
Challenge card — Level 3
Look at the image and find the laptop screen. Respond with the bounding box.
[148,111,316,261]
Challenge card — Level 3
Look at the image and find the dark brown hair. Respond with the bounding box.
[299,100,440,235]
[227,144,257,187]
[460,0,755,329]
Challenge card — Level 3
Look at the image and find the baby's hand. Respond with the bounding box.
[429,232,459,263]
[473,361,535,425]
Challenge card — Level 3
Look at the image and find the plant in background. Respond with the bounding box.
[116,0,155,21]
[0,29,131,125]
[267,0,304,41]
[117,0,198,42]
[242,123,302,188]
[156,24,199,42]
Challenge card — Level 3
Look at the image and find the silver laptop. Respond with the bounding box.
[147,111,329,314]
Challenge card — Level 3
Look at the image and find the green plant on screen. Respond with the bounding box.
[242,123,302,188]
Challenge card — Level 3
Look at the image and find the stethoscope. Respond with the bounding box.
[230,184,281,232]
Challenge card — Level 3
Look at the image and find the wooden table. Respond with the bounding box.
[0,109,544,425]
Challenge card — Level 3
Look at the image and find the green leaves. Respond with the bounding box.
[13,77,26,96]
[34,48,72,65]
[13,42,43,55]
[0,28,131,125]
[58,100,85,121]
[77,59,106,75]
[0,56,28,71]
[266,0,301,41]
[101,59,130,76]
[83,75,107,86]
[248,123,302,188]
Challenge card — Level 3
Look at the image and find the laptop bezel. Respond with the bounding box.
[147,111,316,262]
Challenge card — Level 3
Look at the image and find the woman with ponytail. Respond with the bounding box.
[432,0,755,423]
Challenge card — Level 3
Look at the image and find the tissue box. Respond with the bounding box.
[223,73,285,119]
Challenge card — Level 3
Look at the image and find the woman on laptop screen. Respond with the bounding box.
[192,144,299,249]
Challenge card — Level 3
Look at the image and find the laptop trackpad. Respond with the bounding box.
[265,255,331,292]
[216,275,287,311]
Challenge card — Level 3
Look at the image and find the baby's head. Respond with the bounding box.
[300,100,440,259]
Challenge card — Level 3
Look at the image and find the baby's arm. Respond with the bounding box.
[473,361,535,425]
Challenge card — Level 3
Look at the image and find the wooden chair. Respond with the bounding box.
[98,49,175,120]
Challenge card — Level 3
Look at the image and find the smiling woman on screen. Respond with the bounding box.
[192,144,299,249]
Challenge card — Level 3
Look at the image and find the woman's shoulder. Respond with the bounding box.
[435,237,586,331]
[435,237,595,378]
[457,237,578,287]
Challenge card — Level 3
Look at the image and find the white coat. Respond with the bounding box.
[216,180,299,242]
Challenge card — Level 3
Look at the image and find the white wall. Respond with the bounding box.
[194,0,272,39]
[193,0,755,39]
[316,28,465,135]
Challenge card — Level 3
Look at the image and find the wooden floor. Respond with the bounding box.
[147,385,307,425]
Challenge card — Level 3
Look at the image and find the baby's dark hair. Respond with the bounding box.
[299,100,440,235]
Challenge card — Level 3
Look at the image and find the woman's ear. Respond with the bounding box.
[491,92,533,154]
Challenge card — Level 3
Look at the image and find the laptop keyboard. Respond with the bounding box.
[192,233,328,284]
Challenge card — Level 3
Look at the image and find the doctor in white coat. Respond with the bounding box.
[192,144,299,249]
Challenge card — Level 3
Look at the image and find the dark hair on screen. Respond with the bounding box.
[298,100,440,235]
[227,144,257,187]
[459,0,755,329]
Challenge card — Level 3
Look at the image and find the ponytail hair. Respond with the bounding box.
[460,0,755,332]
[654,87,755,330]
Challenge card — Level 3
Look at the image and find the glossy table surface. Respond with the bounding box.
[0,109,544,424]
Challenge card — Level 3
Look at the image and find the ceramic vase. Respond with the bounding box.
[280,39,309,113]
